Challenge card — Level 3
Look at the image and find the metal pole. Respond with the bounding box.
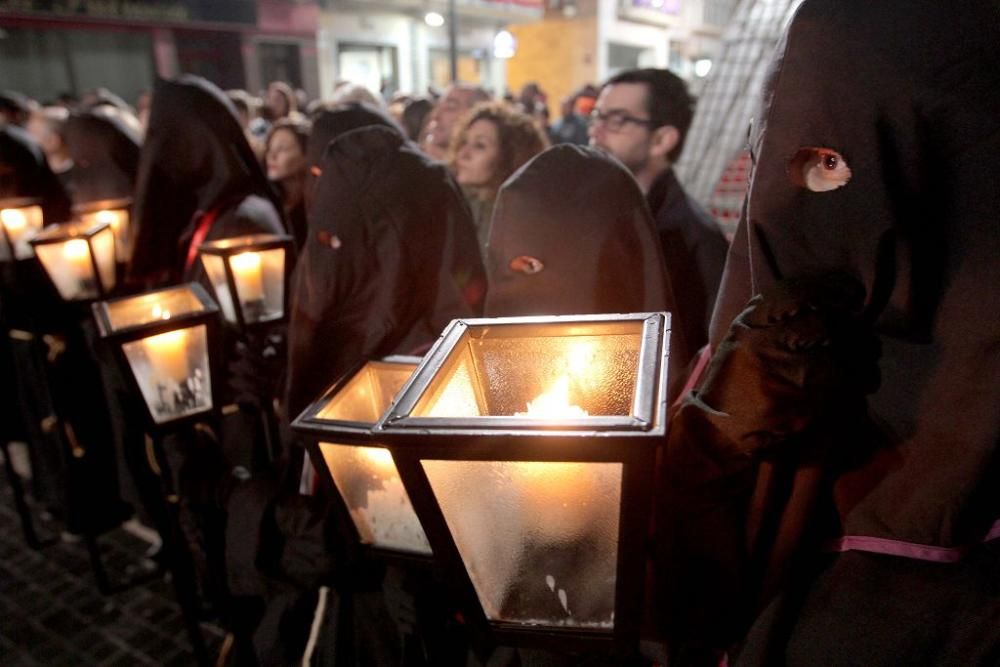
[448,0,458,82]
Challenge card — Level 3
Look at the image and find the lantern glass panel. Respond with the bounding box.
[317,361,416,423]
[422,459,622,628]
[33,222,116,300]
[319,443,432,555]
[201,253,236,322]
[79,208,130,261]
[121,323,212,423]
[412,321,644,419]
[101,285,206,331]
[0,203,43,260]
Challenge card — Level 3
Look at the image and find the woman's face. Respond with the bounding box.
[455,119,501,190]
[266,128,306,182]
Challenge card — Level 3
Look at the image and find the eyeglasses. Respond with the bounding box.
[589,109,655,132]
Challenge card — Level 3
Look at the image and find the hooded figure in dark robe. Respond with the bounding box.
[64,105,142,203]
[129,75,285,288]
[654,1,1000,665]
[486,144,688,388]
[286,124,485,419]
[0,124,129,537]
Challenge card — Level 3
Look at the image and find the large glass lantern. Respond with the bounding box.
[92,284,220,427]
[293,357,432,561]
[0,198,44,261]
[198,234,292,330]
[375,313,670,652]
[29,219,116,301]
[74,198,132,263]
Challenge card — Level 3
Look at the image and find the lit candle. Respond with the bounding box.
[93,209,128,252]
[1,208,27,233]
[1,206,43,258]
[516,375,588,419]
[360,446,396,476]
[143,328,190,384]
[230,251,264,302]
[62,238,93,283]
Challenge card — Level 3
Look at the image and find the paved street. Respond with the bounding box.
[0,481,224,666]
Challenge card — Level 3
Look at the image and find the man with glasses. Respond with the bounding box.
[590,68,728,359]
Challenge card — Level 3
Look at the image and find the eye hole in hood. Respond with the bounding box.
[788,147,852,192]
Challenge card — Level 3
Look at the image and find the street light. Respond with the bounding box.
[375,312,670,653]
[92,283,220,427]
[74,198,132,263]
[29,219,116,301]
[198,233,293,332]
[292,356,432,561]
[0,198,44,262]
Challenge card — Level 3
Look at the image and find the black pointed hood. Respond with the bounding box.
[710,0,1000,546]
[0,124,71,223]
[130,75,280,281]
[286,125,485,417]
[65,106,142,202]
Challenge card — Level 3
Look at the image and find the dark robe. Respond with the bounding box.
[0,125,128,533]
[656,1,1000,664]
[646,167,728,360]
[64,106,142,203]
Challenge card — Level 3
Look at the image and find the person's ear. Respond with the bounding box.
[650,124,679,162]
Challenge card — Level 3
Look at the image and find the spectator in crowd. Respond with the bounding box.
[591,68,728,364]
[26,106,75,195]
[265,117,311,250]
[549,85,597,145]
[400,96,433,142]
[227,89,265,160]
[266,81,298,121]
[449,101,549,251]
[0,91,34,127]
[420,83,490,161]
[328,82,384,109]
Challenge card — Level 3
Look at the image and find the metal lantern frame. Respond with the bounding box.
[0,197,44,262]
[28,219,116,301]
[92,283,223,432]
[197,233,294,332]
[72,197,133,263]
[292,355,434,568]
[374,312,671,654]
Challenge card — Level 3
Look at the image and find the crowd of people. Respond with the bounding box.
[1,0,998,665]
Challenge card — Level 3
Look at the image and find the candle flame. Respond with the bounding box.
[230,251,261,272]
[145,329,186,348]
[360,446,395,471]
[95,210,117,225]
[63,238,90,261]
[518,376,588,418]
[1,208,27,231]
[151,304,171,320]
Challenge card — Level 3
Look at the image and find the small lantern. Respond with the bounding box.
[92,283,220,427]
[74,198,132,263]
[0,198,44,261]
[375,313,670,652]
[29,219,116,301]
[293,357,433,561]
[198,234,292,330]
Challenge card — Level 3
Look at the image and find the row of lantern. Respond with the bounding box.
[2,197,670,652]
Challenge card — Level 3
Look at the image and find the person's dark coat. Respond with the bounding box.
[129,75,285,288]
[286,124,485,420]
[656,1,1000,664]
[646,168,728,359]
[64,106,142,203]
[0,124,72,222]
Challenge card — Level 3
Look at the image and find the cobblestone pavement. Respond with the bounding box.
[0,483,225,666]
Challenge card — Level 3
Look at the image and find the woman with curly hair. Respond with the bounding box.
[449,101,549,251]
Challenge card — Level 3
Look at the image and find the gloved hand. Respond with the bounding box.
[683,271,880,463]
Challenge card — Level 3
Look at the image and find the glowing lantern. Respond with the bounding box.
[74,198,132,263]
[375,313,670,652]
[292,357,432,561]
[0,198,44,261]
[92,284,220,427]
[198,234,292,331]
[29,220,116,301]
